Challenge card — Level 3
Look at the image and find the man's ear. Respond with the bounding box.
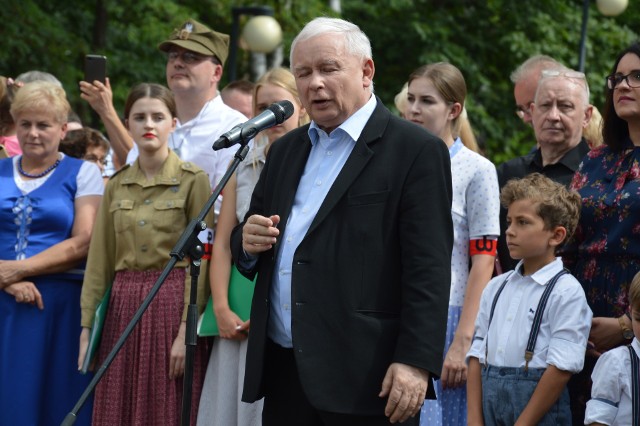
[212,63,223,84]
[582,104,594,129]
[549,225,568,248]
[362,58,375,89]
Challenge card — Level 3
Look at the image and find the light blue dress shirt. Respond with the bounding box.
[268,95,378,348]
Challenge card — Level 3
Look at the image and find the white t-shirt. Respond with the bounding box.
[584,338,640,426]
[467,258,592,373]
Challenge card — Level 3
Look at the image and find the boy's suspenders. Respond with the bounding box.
[485,271,514,364]
[486,269,569,371]
[628,345,639,426]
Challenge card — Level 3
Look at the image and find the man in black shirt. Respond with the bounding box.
[497,69,593,272]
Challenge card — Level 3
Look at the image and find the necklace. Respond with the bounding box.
[18,156,61,178]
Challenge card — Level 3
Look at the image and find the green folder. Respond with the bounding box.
[80,285,112,374]
[197,265,256,337]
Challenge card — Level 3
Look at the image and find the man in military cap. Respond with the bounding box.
[128,18,248,193]
[80,19,247,197]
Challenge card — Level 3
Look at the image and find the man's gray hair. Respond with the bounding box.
[15,70,63,87]
[510,55,563,84]
[536,68,591,106]
[289,17,372,65]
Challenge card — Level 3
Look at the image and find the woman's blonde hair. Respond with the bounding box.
[253,67,309,129]
[10,81,69,124]
[394,82,409,118]
[583,104,603,149]
[408,62,479,152]
[458,107,480,153]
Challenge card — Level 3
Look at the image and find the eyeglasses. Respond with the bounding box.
[541,69,587,80]
[166,50,215,65]
[606,70,640,90]
[515,101,534,119]
[83,154,107,166]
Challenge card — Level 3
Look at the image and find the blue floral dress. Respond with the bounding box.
[565,141,640,318]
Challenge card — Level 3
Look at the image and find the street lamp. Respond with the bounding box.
[228,6,283,81]
[578,0,628,72]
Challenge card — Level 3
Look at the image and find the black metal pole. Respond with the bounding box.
[181,256,201,426]
[227,5,274,82]
[578,0,590,73]
[61,142,252,426]
[228,9,241,82]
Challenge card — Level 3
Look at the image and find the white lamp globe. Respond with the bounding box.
[241,16,283,53]
[596,0,628,16]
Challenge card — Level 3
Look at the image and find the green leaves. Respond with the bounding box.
[0,0,637,165]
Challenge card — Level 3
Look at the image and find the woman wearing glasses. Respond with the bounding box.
[563,42,640,425]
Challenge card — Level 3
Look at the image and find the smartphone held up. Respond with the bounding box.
[84,54,107,84]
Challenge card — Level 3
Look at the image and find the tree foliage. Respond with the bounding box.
[344,0,638,162]
[1,0,638,164]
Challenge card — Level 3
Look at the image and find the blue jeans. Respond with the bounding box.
[481,365,571,426]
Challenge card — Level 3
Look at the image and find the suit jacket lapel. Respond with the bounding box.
[305,98,389,237]
[272,130,313,253]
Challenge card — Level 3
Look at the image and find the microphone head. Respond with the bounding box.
[268,100,295,124]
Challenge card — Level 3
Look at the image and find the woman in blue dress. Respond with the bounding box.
[0,81,103,425]
[564,42,640,425]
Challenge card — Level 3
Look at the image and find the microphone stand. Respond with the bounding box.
[62,142,252,426]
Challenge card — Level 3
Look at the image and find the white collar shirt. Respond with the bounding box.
[467,257,592,373]
[584,338,640,426]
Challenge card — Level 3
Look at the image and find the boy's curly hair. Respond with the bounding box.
[500,173,581,243]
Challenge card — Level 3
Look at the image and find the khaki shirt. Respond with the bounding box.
[80,150,213,327]
[0,145,7,159]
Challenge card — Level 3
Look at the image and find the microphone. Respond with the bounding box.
[212,100,295,151]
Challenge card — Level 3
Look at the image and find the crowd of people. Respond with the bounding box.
[1,13,639,426]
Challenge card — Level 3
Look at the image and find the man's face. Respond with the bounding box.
[291,33,374,133]
[222,89,253,119]
[514,75,538,125]
[531,77,591,150]
[165,47,221,95]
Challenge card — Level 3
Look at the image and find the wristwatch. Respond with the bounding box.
[618,316,634,341]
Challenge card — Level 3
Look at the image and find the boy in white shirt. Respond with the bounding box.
[585,271,640,426]
[467,173,592,425]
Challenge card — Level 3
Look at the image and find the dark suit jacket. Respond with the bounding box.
[231,98,453,415]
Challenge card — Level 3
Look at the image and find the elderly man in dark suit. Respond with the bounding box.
[231,17,453,426]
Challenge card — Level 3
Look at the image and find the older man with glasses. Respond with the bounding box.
[496,68,593,273]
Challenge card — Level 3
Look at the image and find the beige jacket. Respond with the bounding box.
[80,150,213,327]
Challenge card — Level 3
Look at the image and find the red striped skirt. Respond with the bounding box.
[92,268,208,426]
